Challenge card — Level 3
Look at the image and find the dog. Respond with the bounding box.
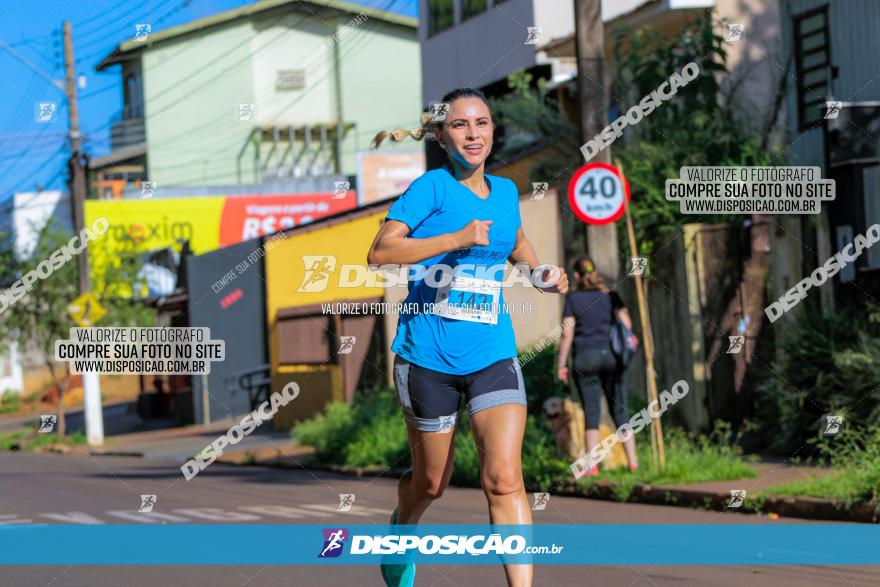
[542,397,585,460]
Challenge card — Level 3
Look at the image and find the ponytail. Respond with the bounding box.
[370,112,436,149]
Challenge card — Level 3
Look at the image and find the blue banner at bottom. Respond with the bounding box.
[1,524,877,565]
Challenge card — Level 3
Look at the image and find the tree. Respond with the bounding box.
[0,224,152,436]
[489,16,777,260]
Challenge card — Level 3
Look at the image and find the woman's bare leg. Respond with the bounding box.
[470,404,532,587]
[622,436,638,468]
[396,424,456,524]
[584,428,600,459]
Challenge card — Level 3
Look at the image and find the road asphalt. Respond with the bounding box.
[1,450,876,586]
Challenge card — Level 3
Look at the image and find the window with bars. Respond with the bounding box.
[428,0,455,37]
[462,0,487,21]
[864,166,880,269]
[793,6,832,129]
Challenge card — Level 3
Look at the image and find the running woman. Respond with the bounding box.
[367,88,568,587]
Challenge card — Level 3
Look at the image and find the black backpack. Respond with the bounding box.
[608,292,635,370]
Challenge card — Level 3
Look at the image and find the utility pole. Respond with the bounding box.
[572,0,629,470]
[574,0,619,282]
[64,21,88,292]
[63,20,103,446]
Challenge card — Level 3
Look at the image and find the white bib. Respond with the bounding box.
[432,274,501,324]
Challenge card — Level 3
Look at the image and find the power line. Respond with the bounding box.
[0,31,65,183]
[76,0,192,63]
[77,0,173,45]
[92,0,403,152]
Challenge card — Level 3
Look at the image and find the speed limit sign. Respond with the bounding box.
[567,162,631,225]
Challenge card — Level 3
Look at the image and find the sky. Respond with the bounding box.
[0,0,418,204]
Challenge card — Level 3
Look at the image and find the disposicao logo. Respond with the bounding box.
[319,528,348,558]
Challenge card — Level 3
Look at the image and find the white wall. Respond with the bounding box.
[251,12,337,126]
[12,191,71,260]
[0,343,23,396]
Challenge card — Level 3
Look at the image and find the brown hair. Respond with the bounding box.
[370,111,435,149]
[572,256,609,292]
[370,87,493,150]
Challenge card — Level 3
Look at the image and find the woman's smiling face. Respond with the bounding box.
[434,97,494,170]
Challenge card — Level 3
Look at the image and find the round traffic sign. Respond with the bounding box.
[567,162,631,225]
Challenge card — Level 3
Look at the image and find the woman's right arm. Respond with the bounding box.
[367,219,491,266]
[557,316,576,383]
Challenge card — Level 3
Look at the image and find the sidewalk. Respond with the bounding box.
[563,461,877,523]
[90,419,308,462]
[52,422,874,523]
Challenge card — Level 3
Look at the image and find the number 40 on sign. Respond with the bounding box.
[567,162,631,225]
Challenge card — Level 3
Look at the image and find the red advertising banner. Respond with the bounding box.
[218,191,356,246]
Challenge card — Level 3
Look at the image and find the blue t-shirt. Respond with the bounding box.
[385,165,522,375]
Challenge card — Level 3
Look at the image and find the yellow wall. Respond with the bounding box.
[85,198,225,258]
[265,210,387,375]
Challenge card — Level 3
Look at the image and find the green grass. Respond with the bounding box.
[0,392,21,414]
[767,473,864,502]
[577,424,758,500]
[763,424,880,509]
[0,427,87,451]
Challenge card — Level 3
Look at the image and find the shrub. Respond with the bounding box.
[754,304,880,455]
[293,388,409,468]
[292,401,356,461]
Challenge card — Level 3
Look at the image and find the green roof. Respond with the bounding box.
[96,0,416,70]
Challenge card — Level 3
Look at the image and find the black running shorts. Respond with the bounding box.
[392,355,527,432]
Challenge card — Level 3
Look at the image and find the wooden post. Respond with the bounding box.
[616,160,666,470]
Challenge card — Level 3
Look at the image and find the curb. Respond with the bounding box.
[232,456,878,524]
[552,480,879,524]
[88,449,145,457]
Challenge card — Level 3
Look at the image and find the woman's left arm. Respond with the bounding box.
[507,227,569,294]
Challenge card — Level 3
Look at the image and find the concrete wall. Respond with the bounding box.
[419,0,538,101]
[339,19,422,176]
[143,19,256,186]
[506,187,565,349]
[419,0,661,101]
[250,12,336,128]
[715,0,786,141]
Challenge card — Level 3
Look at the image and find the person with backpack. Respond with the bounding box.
[556,256,639,476]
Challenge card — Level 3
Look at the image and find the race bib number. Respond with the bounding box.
[432,275,501,324]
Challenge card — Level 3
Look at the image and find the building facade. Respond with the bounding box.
[93,0,421,191]
[774,0,880,313]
